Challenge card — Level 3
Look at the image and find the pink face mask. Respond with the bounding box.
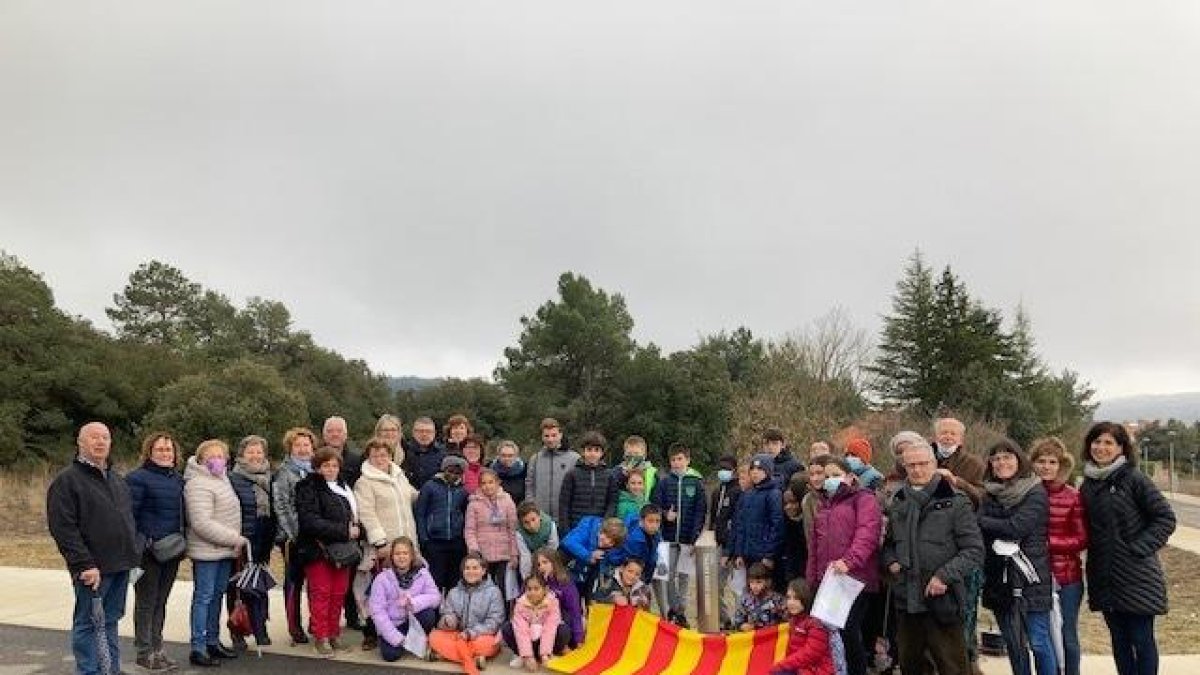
[205,457,227,476]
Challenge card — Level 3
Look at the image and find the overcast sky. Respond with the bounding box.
[2,1,1198,400]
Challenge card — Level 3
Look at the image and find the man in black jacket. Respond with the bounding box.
[47,422,142,675]
[401,417,446,490]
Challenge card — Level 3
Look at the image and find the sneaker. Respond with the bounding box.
[509,656,524,668]
[313,639,334,658]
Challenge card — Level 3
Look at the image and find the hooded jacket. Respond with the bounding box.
[440,577,506,638]
[402,441,446,490]
[464,488,519,562]
[414,473,468,543]
[511,592,563,658]
[882,475,983,617]
[1043,479,1087,586]
[369,564,441,647]
[651,467,707,546]
[183,456,244,562]
[708,479,742,550]
[545,574,584,647]
[526,445,579,525]
[126,460,185,544]
[558,459,618,532]
[490,457,527,505]
[771,448,804,486]
[807,483,882,592]
[560,516,627,584]
[1081,461,1176,615]
[47,458,141,577]
[620,514,662,584]
[731,477,784,561]
[355,460,419,549]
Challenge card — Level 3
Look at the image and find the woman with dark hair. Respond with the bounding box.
[978,438,1055,675]
[295,447,360,657]
[226,435,276,651]
[126,433,186,671]
[1080,422,1176,675]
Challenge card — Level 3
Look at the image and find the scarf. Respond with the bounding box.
[233,459,272,517]
[519,510,555,553]
[492,457,526,478]
[285,455,311,476]
[395,563,423,590]
[983,474,1041,510]
[1083,455,1128,481]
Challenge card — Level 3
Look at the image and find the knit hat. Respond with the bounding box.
[749,454,773,472]
[717,454,738,470]
[845,437,873,464]
[441,455,468,473]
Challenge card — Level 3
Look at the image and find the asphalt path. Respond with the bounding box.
[1167,495,1200,529]
[0,624,440,675]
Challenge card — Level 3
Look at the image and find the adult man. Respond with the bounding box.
[762,428,804,486]
[401,417,446,489]
[47,422,142,675]
[322,416,361,487]
[932,416,987,675]
[882,439,983,675]
[525,418,579,524]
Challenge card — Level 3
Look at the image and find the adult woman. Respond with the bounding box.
[227,435,276,650]
[429,553,505,675]
[1030,437,1087,675]
[464,468,519,602]
[369,536,441,662]
[295,447,360,657]
[126,433,186,671]
[461,434,486,495]
[444,414,472,456]
[184,439,247,668]
[806,455,881,675]
[979,439,1055,675]
[374,414,407,466]
[272,426,317,644]
[1080,422,1176,675]
[490,440,527,505]
[355,436,420,649]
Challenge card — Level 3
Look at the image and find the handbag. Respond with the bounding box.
[227,600,252,637]
[150,533,187,563]
[322,540,363,568]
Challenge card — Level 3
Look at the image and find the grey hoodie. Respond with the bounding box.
[525,446,579,524]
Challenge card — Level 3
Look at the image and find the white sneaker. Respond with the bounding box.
[509,656,524,668]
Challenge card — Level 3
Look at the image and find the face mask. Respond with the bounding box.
[624,454,645,467]
[846,456,864,472]
[205,458,227,476]
[936,443,956,459]
[823,476,843,496]
[717,469,734,483]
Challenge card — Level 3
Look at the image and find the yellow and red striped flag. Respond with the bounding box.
[547,604,789,675]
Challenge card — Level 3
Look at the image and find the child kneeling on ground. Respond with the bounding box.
[502,575,569,671]
[429,553,505,675]
[734,562,786,631]
[593,558,653,610]
[368,536,441,662]
[771,579,835,675]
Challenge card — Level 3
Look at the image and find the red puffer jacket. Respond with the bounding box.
[1044,480,1087,586]
[771,614,834,675]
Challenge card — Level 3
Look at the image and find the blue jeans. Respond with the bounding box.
[1058,583,1084,675]
[190,559,233,653]
[71,571,129,675]
[1103,611,1157,675]
[996,607,1057,675]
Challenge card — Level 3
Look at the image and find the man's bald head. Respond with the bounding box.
[77,422,112,465]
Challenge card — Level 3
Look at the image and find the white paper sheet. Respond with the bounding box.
[403,614,428,658]
[676,545,696,576]
[810,570,865,629]
[653,542,671,581]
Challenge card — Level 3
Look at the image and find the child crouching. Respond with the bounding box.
[429,553,505,675]
[368,536,441,662]
[593,558,653,610]
[734,563,786,631]
[501,575,569,672]
[772,579,834,675]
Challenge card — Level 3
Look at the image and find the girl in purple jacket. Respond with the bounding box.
[369,537,442,662]
[806,456,881,675]
[534,548,584,649]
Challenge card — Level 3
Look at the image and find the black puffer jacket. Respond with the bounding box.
[1081,462,1176,615]
[294,473,356,567]
[558,460,617,531]
[708,480,742,550]
[978,480,1053,613]
[47,459,142,577]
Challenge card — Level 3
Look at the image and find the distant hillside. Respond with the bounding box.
[1094,392,1200,423]
[386,376,444,393]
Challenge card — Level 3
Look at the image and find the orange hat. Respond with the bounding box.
[845,437,873,464]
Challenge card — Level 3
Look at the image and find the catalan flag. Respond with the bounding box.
[547,604,788,675]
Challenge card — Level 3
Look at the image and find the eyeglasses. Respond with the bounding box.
[904,460,934,469]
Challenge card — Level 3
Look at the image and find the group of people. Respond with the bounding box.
[47,413,1177,675]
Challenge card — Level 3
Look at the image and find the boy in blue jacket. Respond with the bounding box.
[731,454,784,588]
[560,516,628,602]
[650,443,707,627]
[414,456,469,592]
[622,504,663,585]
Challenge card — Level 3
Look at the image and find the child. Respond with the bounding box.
[464,468,519,601]
[560,516,627,600]
[621,504,663,586]
[800,455,831,544]
[593,558,653,610]
[415,456,470,591]
[369,537,442,662]
[559,431,618,531]
[613,435,658,495]
[650,443,707,627]
[731,455,784,605]
[779,487,808,589]
[713,461,747,629]
[843,438,885,492]
[616,469,648,521]
[502,575,568,671]
[771,579,835,675]
[733,563,786,631]
[429,553,506,675]
[516,501,559,579]
[534,548,584,649]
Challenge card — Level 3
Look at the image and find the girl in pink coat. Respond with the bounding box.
[464,469,519,601]
[806,456,881,675]
[501,575,568,671]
